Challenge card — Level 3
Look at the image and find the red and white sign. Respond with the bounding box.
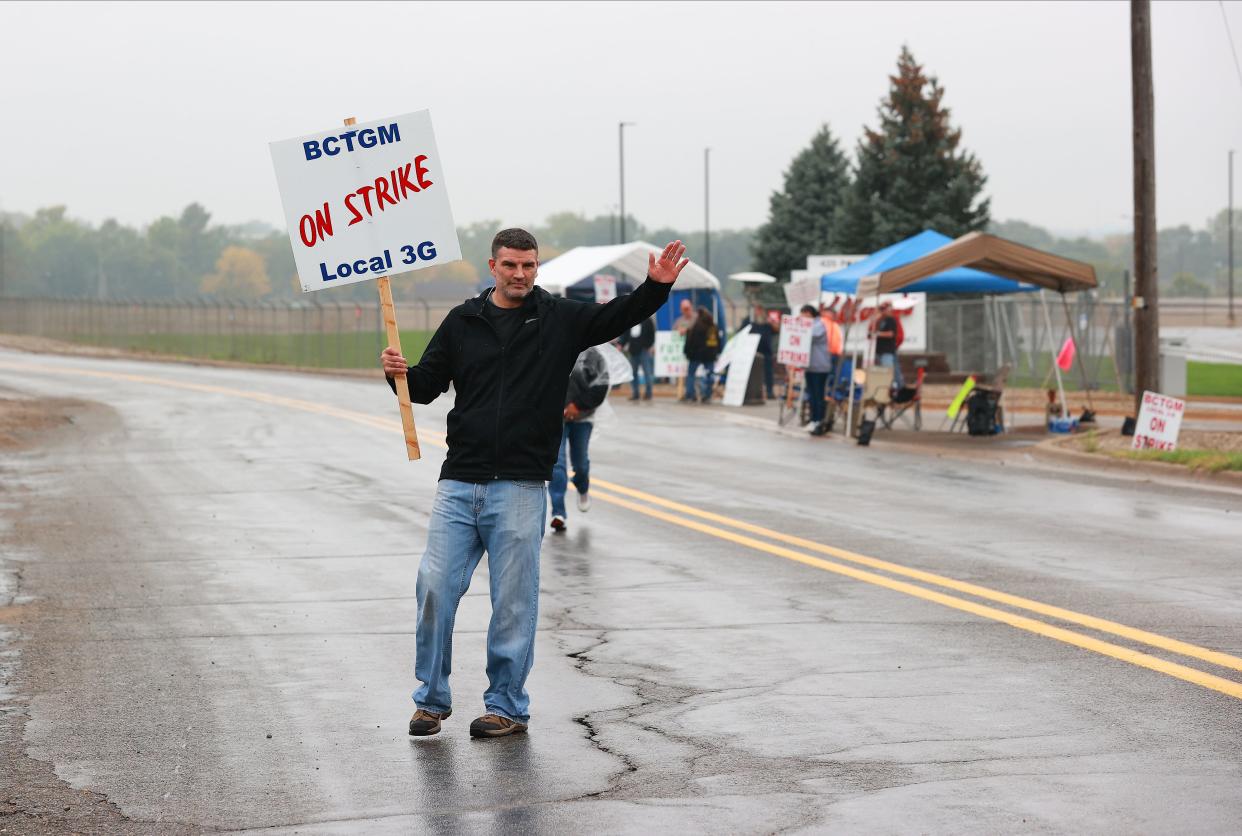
[269,110,462,292]
[593,274,617,303]
[1132,390,1186,451]
[777,314,812,367]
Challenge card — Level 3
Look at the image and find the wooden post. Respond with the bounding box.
[1131,0,1159,413]
[344,116,420,460]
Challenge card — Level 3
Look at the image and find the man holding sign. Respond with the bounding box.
[382,231,687,737]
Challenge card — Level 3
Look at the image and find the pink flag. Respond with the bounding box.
[1055,336,1076,371]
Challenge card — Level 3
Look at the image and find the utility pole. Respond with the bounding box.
[1131,0,1159,411]
[1231,150,1236,325]
[618,122,634,243]
[704,147,711,272]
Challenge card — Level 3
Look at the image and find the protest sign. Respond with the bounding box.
[269,110,462,293]
[714,325,752,374]
[777,314,812,368]
[1132,391,1186,451]
[593,274,617,303]
[783,276,821,313]
[722,333,761,407]
[269,111,462,461]
[655,331,687,378]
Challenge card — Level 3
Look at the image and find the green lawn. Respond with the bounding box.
[1111,448,1242,473]
[68,330,435,370]
[1187,361,1242,397]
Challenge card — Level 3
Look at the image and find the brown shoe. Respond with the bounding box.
[409,708,451,736]
[469,713,528,738]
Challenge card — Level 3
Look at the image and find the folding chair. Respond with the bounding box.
[881,367,924,431]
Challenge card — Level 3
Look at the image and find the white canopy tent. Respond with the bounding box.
[534,241,723,294]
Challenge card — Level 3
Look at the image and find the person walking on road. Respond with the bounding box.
[617,315,656,401]
[682,306,721,404]
[548,346,609,532]
[381,230,687,739]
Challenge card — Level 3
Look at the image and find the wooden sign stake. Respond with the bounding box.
[344,116,420,461]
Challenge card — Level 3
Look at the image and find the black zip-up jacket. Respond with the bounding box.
[388,277,671,482]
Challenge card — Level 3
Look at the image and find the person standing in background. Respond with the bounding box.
[683,306,721,404]
[739,305,776,400]
[802,304,833,436]
[617,315,656,401]
[869,300,903,389]
[674,298,697,336]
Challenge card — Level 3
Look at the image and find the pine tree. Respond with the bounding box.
[835,46,990,253]
[751,125,851,279]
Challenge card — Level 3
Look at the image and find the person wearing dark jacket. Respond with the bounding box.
[548,346,608,532]
[682,306,721,403]
[617,315,656,400]
[381,229,686,739]
[739,305,776,399]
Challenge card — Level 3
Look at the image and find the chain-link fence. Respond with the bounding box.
[924,293,1141,392]
[0,296,463,369]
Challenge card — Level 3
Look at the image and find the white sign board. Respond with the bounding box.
[777,314,812,367]
[783,276,822,313]
[594,274,617,303]
[654,331,687,378]
[269,110,462,292]
[1132,390,1186,451]
[806,254,866,274]
[822,292,928,353]
[714,325,752,374]
[722,333,762,407]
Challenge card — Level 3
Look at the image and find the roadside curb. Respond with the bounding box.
[1031,430,1242,490]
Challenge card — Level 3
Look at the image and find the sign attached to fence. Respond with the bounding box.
[269,110,462,293]
[655,331,687,378]
[821,291,927,353]
[1132,390,1186,451]
[777,314,812,367]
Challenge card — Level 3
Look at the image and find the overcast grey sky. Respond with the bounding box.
[1,1,1239,238]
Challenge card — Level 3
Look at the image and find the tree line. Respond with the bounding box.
[0,46,1232,304]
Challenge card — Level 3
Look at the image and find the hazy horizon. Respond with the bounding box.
[2,1,1239,241]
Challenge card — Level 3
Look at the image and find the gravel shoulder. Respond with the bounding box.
[0,393,197,835]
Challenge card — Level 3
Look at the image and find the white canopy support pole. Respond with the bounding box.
[1059,291,1097,414]
[1039,290,1068,420]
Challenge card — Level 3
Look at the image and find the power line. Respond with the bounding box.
[1221,1,1242,94]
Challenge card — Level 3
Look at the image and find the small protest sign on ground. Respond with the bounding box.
[722,333,762,407]
[594,275,617,303]
[1132,391,1186,451]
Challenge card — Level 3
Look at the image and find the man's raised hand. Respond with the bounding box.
[648,240,690,284]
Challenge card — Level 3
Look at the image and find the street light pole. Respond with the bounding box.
[619,122,634,243]
[704,147,711,272]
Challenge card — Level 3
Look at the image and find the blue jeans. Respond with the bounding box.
[549,421,592,517]
[629,351,654,398]
[414,478,546,723]
[685,361,715,400]
[878,353,904,389]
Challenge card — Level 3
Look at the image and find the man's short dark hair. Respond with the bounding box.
[491,228,538,258]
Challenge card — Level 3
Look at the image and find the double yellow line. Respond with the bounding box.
[5,359,1242,701]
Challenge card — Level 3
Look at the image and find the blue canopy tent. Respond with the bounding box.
[820,230,1037,296]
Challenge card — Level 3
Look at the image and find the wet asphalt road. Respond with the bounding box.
[0,347,1240,834]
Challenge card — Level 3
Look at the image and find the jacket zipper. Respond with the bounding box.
[471,290,506,481]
